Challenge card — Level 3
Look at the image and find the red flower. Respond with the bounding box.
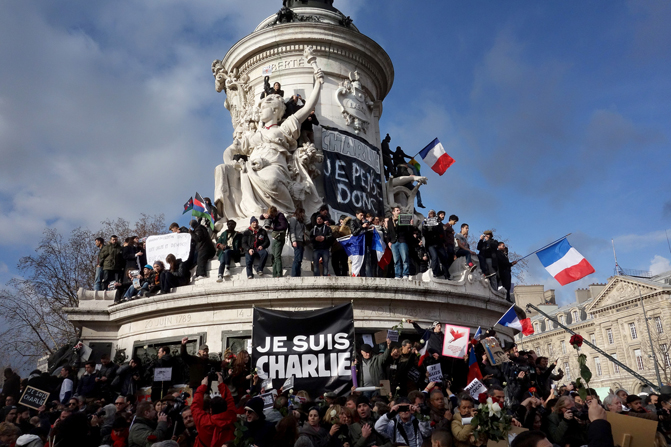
[478,393,489,404]
[528,387,537,394]
[147,435,158,442]
[569,334,584,348]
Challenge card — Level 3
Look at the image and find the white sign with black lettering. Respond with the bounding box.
[153,367,173,382]
[427,364,443,382]
[464,378,487,399]
[146,233,191,268]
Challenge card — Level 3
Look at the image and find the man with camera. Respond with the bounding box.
[375,397,432,447]
[191,371,237,447]
[180,337,220,389]
[128,401,169,447]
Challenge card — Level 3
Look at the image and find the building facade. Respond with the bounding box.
[515,272,671,394]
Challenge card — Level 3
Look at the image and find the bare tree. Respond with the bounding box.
[466,228,529,284]
[0,214,165,365]
[639,322,671,385]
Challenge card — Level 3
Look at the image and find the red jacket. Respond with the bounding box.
[192,382,237,447]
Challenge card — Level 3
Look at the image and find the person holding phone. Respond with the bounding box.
[374,397,431,447]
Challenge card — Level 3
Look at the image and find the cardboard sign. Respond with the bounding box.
[487,427,528,447]
[261,390,278,409]
[481,337,509,366]
[146,233,192,269]
[19,386,50,410]
[387,330,399,342]
[606,411,657,447]
[407,367,420,382]
[379,379,391,397]
[262,66,273,76]
[362,334,374,347]
[79,343,93,361]
[464,378,488,399]
[153,367,173,382]
[427,364,443,382]
[442,324,470,358]
[374,330,388,345]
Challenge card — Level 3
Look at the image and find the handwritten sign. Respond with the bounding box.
[153,367,173,382]
[481,337,509,366]
[261,390,278,409]
[19,386,50,410]
[362,334,374,347]
[427,364,443,382]
[374,330,388,345]
[146,233,192,268]
[262,66,273,76]
[442,324,470,359]
[387,330,399,342]
[464,378,488,400]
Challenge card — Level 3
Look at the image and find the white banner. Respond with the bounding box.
[146,233,191,268]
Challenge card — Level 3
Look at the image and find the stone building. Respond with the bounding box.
[514,271,671,394]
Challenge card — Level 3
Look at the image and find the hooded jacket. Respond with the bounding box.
[242,227,270,251]
[192,382,237,447]
[128,416,169,447]
[99,242,124,271]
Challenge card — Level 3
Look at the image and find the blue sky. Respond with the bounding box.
[0,0,670,305]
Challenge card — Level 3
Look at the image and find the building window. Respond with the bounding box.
[661,344,671,368]
[561,340,566,354]
[572,310,579,322]
[612,354,620,373]
[564,362,571,379]
[594,357,602,376]
[655,317,663,334]
[559,315,565,325]
[635,349,644,371]
[534,323,539,333]
[607,329,614,345]
[547,343,553,357]
[536,346,541,355]
[629,323,638,340]
[590,333,596,345]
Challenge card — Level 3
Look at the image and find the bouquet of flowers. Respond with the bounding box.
[569,334,593,400]
[471,393,512,442]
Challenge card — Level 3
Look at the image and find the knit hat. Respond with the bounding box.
[144,264,153,270]
[360,344,373,354]
[244,396,264,415]
[356,395,371,407]
[250,216,258,224]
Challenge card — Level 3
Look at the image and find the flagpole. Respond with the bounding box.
[515,233,572,262]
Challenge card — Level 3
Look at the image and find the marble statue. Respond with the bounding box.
[335,71,373,135]
[214,47,325,221]
[385,164,427,216]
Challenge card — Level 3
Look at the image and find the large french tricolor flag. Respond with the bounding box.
[339,234,366,276]
[372,228,392,270]
[536,238,595,286]
[496,305,534,336]
[419,138,455,176]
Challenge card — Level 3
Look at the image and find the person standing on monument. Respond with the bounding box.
[300,110,319,144]
[455,224,477,272]
[190,220,216,281]
[242,217,270,279]
[99,235,124,290]
[310,215,333,276]
[259,206,288,278]
[496,242,517,302]
[386,207,411,279]
[288,208,308,277]
[94,237,105,291]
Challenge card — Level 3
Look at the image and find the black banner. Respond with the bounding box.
[252,303,354,397]
[321,126,383,218]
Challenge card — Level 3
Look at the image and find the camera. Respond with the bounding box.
[398,405,410,412]
[207,367,219,386]
[566,408,589,421]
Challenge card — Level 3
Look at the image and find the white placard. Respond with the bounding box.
[362,334,374,347]
[427,364,443,382]
[387,330,399,342]
[282,376,294,390]
[262,66,273,76]
[262,378,273,390]
[464,378,488,399]
[261,390,278,409]
[153,367,173,382]
[146,233,191,268]
[79,343,92,361]
[442,324,470,359]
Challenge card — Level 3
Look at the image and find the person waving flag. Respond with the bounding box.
[192,193,214,229]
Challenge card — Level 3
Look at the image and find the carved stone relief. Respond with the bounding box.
[335,71,373,135]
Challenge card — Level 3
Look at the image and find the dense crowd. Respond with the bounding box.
[94,202,517,304]
[2,322,670,447]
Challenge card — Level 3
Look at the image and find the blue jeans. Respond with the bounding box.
[456,248,472,265]
[313,249,330,276]
[245,249,268,277]
[428,245,451,278]
[94,266,103,291]
[218,249,239,275]
[391,242,409,278]
[292,243,304,277]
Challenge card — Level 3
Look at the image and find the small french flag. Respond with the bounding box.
[496,305,534,336]
[473,326,482,341]
[339,234,366,276]
[419,138,455,176]
[372,228,392,270]
[536,238,595,286]
[417,329,432,366]
[467,344,483,383]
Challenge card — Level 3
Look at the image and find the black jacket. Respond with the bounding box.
[244,417,276,447]
[301,112,320,131]
[242,227,270,251]
[260,76,284,99]
[122,245,141,270]
[310,223,333,250]
[349,218,367,236]
[180,343,220,388]
[387,220,410,244]
[477,238,498,259]
[192,223,216,256]
[421,219,445,247]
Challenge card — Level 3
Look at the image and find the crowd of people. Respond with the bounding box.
[3,322,670,447]
[96,202,518,304]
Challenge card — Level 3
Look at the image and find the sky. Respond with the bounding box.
[0,0,670,306]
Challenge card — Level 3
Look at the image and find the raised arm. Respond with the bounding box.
[293,68,324,124]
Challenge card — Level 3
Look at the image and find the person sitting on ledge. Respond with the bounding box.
[243,217,270,279]
[163,254,190,292]
[216,220,243,281]
[122,264,155,301]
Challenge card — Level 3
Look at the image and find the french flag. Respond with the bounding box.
[473,326,482,341]
[419,138,455,176]
[536,238,595,286]
[417,329,432,366]
[339,234,366,276]
[496,305,534,336]
[467,344,483,383]
[372,228,392,270]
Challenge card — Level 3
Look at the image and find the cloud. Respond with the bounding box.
[650,255,671,276]
[664,201,671,217]
[613,230,669,253]
[0,263,7,274]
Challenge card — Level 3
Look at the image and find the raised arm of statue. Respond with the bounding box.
[293,68,324,124]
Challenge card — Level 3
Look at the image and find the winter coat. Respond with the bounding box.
[356,347,391,389]
[98,362,118,395]
[180,343,220,388]
[191,223,216,256]
[76,372,98,398]
[451,412,475,447]
[243,417,276,447]
[299,424,331,447]
[2,372,21,402]
[216,231,243,261]
[128,417,169,447]
[411,322,443,356]
[301,112,320,131]
[387,220,410,244]
[99,242,124,271]
[375,412,431,447]
[288,216,308,244]
[113,364,143,397]
[192,383,237,447]
[349,418,393,447]
[122,245,141,270]
[242,227,270,251]
[169,258,191,286]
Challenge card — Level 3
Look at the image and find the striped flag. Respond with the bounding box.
[418,138,455,176]
[372,228,392,270]
[182,197,193,215]
[192,193,214,229]
[496,305,534,336]
[339,234,366,276]
[467,344,483,383]
[473,326,482,341]
[417,329,432,366]
[536,238,595,286]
